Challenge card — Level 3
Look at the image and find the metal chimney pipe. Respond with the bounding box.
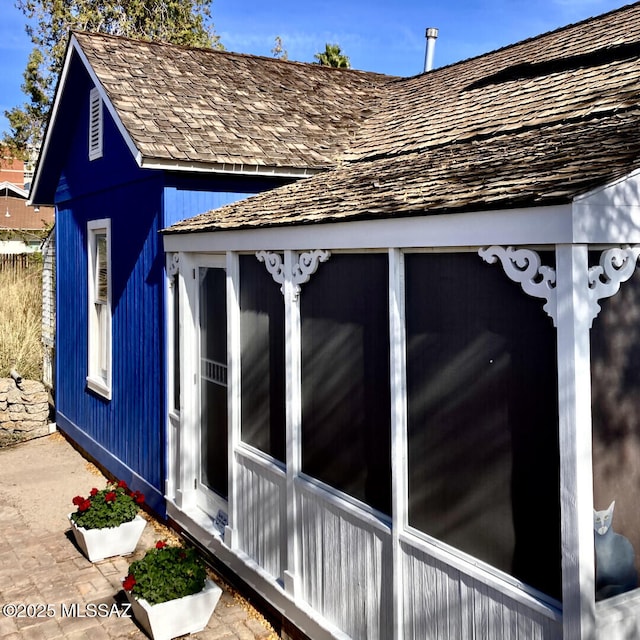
[424,27,439,72]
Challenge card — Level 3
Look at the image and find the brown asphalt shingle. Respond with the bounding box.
[166,1,640,233]
[349,5,640,160]
[73,31,395,172]
[166,107,640,232]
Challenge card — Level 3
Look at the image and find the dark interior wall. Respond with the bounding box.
[300,254,391,515]
[591,258,640,594]
[405,252,561,600]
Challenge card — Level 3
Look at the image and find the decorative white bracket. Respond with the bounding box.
[587,245,640,327]
[166,253,180,284]
[479,246,557,325]
[256,251,285,290]
[256,249,331,299]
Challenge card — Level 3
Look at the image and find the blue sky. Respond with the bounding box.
[0,0,631,137]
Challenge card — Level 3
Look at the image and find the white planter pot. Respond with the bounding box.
[68,513,146,562]
[125,578,222,640]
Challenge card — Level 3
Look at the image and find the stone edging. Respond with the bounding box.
[0,377,50,440]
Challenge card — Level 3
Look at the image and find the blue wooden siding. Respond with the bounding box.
[56,175,166,511]
[54,64,166,512]
[53,57,295,515]
[163,175,291,228]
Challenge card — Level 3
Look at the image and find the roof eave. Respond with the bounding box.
[139,156,324,178]
[29,33,144,205]
[28,35,76,206]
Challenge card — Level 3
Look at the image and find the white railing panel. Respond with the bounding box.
[401,540,562,640]
[596,590,640,640]
[235,448,286,581]
[297,479,393,640]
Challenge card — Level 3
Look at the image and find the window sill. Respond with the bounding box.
[86,376,111,400]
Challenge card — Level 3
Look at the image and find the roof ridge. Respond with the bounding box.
[404,1,640,80]
[71,29,397,80]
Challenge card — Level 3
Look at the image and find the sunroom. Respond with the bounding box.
[162,161,640,639]
[159,4,640,635]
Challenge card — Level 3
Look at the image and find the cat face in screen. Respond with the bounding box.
[594,501,615,536]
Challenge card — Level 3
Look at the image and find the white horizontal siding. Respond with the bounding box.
[235,448,286,581]
[401,541,562,640]
[297,479,393,640]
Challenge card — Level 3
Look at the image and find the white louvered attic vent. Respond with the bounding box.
[89,87,103,160]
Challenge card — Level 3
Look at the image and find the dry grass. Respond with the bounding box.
[0,263,43,380]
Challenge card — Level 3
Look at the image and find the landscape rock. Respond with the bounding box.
[0,378,50,442]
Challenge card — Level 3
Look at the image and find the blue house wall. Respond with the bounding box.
[163,174,284,227]
[53,55,292,514]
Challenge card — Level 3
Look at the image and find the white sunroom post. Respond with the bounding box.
[283,249,301,596]
[176,252,199,511]
[389,248,407,640]
[225,251,241,548]
[164,253,179,501]
[555,244,595,640]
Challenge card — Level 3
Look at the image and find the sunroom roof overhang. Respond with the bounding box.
[163,167,640,253]
[163,203,576,254]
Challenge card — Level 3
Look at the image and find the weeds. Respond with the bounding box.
[0,263,43,380]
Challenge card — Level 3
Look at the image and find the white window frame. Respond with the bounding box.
[88,87,103,160]
[87,219,112,399]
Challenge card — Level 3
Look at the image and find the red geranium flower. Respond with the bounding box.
[133,490,145,504]
[72,495,85,506]
[117,480,128,489]
[104,491,117,503]
[79,499,91,512]
[90,487,99,496]
[155,540,167,549]
[122,574,136,591]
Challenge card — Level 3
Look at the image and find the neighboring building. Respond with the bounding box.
[0,145,40,191]
[30,3,640,638]
[0,181,54,254]
[0,151,25,188]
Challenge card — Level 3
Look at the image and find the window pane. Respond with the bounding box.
[240,255,285,461]
[199,267,228,498]
[95,233,108,303]
[96,303,108,378]
[405,252,560,599]
[591,254,640,601]
[301,254,391,514]
[87,221,111,398]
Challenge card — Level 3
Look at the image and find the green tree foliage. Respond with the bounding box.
[271,35,288,61]
[314,43,350,68]
[4,48,49,158]
[4,0,222,152]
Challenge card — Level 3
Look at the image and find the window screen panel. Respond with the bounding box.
[301,253,391,515]
[240,255,286,462]
[405,252,560,599]
[199,267,228,498]
[591,254,640,601]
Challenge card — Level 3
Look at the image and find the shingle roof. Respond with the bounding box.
[73,32,395,172]
[167,1,640,234]
[0,196,54,231]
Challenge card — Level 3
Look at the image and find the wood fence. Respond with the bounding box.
[0,253,40,272]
